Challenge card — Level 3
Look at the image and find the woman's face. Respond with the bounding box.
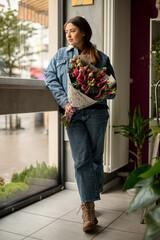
[65,23,85,50]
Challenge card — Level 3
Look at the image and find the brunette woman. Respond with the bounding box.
[44,16,116,232]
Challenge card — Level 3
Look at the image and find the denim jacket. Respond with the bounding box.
[44,45,116,109]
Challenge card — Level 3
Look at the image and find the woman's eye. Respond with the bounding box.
[65,29,76,34]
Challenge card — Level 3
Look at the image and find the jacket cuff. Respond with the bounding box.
[61,98,69,109]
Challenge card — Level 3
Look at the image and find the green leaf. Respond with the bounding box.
[122,164,151,191]
[113,105,153,151]
[135,176,154,187]
[128,178,160,212]
[140,158,160,178]
[144,205,160,240]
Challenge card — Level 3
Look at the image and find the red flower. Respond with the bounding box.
[101,72,106,76]
[97,82,101,87]
[77,74,85,84]
[81,85,86,90]
[99,86,105,91]
[80,66,86,72]
[72,68,79,77]
[85,88,90,94]
[97,73,102,78]
[94,92,101,98]
[100,80,106,85]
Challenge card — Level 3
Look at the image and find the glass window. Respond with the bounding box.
[0,1,60,212]
[0,111,59,208]
[0,0,49,79]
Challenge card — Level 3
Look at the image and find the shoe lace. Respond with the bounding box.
[81,203,93,221]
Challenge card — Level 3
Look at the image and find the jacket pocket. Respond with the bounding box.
[56,59,66,78]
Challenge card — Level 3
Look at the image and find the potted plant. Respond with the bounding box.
[122,157,160,240]
[113,106,153,168]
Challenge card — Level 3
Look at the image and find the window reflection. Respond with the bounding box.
[0,0,57,209]
[0,112,58,207]
[0,0,49,79]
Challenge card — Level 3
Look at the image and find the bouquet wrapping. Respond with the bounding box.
[61,55,116,127]
[67,72,97,109]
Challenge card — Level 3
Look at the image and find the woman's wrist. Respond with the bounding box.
[65,103,75,115]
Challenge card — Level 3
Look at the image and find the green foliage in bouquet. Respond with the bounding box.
[0,182,28,203]
[11,161,58,183]
[113,106,153,168]
[123,157,160,240]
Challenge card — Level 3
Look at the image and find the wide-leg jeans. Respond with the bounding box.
[66,108,109,203]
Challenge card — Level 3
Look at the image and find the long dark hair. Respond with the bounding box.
[64,16,100,64]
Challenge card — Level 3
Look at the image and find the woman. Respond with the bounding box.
[44,16,116,232]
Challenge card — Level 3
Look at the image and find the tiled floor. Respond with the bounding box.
[0,184,146,240]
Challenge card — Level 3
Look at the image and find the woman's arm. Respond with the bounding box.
[44,56,69,109]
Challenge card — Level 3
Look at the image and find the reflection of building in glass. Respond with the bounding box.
[0,0,49,79]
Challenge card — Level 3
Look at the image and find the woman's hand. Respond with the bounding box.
[65,103,75,116]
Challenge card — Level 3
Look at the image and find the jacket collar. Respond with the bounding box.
[67,45,74,51]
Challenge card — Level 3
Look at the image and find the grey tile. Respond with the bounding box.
[95,208,123,228]
[23,238,41,240]
[109,212,147,235]
[61,206,123,228]
[21,190,80,218]
[0,187,147,240]
[102,183,132,198]
[31,219,103,240]
[95,194,132,211]
[0,230,25,240]
[93,228,144,240]
[0,211,55,236]
[21,197,79,218]
[44,189,80,203]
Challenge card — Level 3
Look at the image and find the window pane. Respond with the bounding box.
[0,112,59,208]
[0,1,60,210]
[0,0,48,79]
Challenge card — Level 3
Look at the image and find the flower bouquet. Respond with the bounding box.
[61,55,116,127]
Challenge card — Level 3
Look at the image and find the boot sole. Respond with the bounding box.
[83,218,98,232]
[83,224,96,232]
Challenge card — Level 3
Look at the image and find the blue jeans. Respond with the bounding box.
[66,108,109,203]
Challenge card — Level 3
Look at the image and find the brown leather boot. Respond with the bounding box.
[81,202,98,232]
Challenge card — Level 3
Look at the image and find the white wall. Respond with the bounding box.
[103,0,131,172]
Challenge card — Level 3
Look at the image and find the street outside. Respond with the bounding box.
[0,113,49,183]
